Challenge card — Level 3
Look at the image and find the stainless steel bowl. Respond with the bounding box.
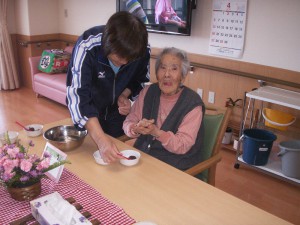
[43,125,87,151]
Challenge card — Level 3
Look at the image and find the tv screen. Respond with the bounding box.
[116,0,196,36]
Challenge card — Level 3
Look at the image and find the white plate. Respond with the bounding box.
[133,221,157,225]
[93,150,108,165]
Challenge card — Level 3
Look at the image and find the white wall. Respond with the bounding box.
[58,0,115,35]
[12,0,300,72]
[149,0,300,72]
[7,0,16,33]
[13,0,58,35]
[14,0,30,35]
[243,0,300,73]
[28,0,59,35]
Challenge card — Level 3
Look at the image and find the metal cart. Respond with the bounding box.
[234,85,300,185]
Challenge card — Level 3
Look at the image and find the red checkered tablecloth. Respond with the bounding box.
[0,169,136,225]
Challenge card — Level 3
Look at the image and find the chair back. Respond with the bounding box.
[185,106,232,185]
[196,113,225,182]
[202,113,224,161]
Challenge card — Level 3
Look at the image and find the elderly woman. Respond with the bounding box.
[123,47,205,170]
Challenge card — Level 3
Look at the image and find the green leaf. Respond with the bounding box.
[42,160,71,173]
[4,131,11,145]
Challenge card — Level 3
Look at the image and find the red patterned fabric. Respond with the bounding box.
[0,169,135,225]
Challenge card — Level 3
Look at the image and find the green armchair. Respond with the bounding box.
[185,106,232,186]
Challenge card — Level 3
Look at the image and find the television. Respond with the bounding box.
[116,0,196,36]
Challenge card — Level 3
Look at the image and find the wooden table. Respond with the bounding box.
[19,118,291,225]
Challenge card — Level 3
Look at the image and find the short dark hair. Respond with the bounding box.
[102,11,148,62]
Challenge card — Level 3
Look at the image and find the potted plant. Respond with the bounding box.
[222,98,242,145]
[0,133,70,201]
[225,97,242,108]
[222,127,233,144]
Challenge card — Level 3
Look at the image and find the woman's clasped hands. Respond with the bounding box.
[132,118,161,138]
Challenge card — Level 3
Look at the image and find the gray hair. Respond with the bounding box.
[155,47,190,78]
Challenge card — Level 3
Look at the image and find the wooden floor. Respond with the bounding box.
[1,88,299,224]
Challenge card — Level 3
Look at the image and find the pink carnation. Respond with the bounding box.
[12,159,19,167]
[0,146,4,154]
[20,159,33,172]
[3,159,16,173]
[2,171,15,182]
[36,158,50,171]
[7,147,20,158]
[29,154,39,162]
[0,155,8,166]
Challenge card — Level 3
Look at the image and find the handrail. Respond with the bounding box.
[18,38,299,89]
[151,55,300,89]
[17,39,76,48]
[190,62,300,89]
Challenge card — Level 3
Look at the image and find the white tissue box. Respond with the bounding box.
[30,192,92,225]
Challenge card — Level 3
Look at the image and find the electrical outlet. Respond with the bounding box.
[64,9,68,17]
[208,91,215,104]
[196,88,203,98]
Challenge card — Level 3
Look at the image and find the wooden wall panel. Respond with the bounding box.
[186,68,210,97]
[16,34,32,88]
[11,34,300,136]
[150,47,300,136]
[149,58,157,83]
[10,34,21,85]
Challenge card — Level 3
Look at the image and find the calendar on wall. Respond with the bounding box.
[209,0,248,58]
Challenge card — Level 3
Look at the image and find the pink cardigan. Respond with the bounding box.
[123,86,203,154]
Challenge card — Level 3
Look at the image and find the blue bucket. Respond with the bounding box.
[242,129,277,166]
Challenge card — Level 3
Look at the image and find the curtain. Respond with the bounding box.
[0,0,20,90]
